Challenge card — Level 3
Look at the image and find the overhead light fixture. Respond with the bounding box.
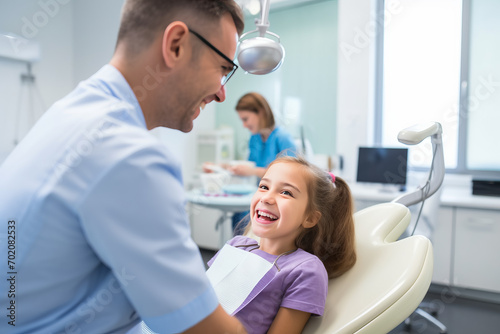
[236,0,285,75]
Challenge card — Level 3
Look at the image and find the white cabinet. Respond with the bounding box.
[453,208,500,293]
[196,128,234,169]
[432,207,453,285]
[188,203,233,251]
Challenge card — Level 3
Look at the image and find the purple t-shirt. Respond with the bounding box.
[208,236,328,334]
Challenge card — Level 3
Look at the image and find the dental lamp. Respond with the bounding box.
[392,122,445,207]
[237,0,285,74]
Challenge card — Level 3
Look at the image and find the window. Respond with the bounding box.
[377,0,500,177]
[466,0,500,172]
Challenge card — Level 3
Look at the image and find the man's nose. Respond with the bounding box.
[214,85,226,103]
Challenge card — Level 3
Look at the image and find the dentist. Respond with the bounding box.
[0,0,246,333]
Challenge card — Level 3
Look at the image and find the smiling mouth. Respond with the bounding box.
[256,210,278,222]
[192,102,207,121]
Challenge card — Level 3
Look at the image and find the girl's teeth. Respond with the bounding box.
[259,211,277,220]
[200,102,206,110]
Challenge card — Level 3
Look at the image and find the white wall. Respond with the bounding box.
[336,0,376,182]
[0,0,74,159]
[72,0,123,84]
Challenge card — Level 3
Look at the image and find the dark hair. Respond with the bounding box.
[116,0,244,54]
[235,92,275,129]
[266,156,356,279]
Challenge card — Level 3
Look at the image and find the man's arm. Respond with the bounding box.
[183,305,247,334]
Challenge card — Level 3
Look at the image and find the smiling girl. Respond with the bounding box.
[207,156,357,334]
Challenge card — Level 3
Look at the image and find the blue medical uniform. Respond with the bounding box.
[248,127,296,168]
[0,65,218,333]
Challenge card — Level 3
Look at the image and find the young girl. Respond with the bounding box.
[207,156,356,334]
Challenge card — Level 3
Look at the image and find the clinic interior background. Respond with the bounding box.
[1,0,499,187]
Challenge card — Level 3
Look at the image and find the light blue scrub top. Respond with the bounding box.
[248,127,296,168]
[0,65,218,333]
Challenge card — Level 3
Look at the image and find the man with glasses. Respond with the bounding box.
[0,1,247,333]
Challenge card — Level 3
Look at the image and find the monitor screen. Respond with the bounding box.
[356,147,408,185]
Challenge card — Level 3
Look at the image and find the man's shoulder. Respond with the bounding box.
[54,65,144,127]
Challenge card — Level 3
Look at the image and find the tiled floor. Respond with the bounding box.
[200,247,500,334]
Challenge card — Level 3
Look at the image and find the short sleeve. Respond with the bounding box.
[276,129,297,157]
[247,134,260,164]
[79,138,218,333]
[281,258,328,316]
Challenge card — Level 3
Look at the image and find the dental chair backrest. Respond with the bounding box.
[302,202,433,334]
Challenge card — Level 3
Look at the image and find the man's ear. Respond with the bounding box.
[303,210,321,229]
[162,21,189,68]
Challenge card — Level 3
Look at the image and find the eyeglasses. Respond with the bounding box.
[188,28,238,86]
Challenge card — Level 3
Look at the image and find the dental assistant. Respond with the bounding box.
[0,1,247,333]
[230,92,296,178]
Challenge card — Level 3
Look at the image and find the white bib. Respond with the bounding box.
[206,244,274,315]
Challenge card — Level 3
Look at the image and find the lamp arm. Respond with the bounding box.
[392,123,445,207]
[256,0,271,37]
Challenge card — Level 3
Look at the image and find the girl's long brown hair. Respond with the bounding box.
[269,156,356,279]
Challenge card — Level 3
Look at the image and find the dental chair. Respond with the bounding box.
[303,122,445,334]
[302,202,432,334]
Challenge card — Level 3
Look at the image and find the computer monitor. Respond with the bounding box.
[356,147,408,187]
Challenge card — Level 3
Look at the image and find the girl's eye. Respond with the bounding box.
[259,184,268,190]
[281,190,293,197]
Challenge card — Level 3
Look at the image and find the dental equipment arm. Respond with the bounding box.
[392,122,444,207]
[256,0,271,37]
